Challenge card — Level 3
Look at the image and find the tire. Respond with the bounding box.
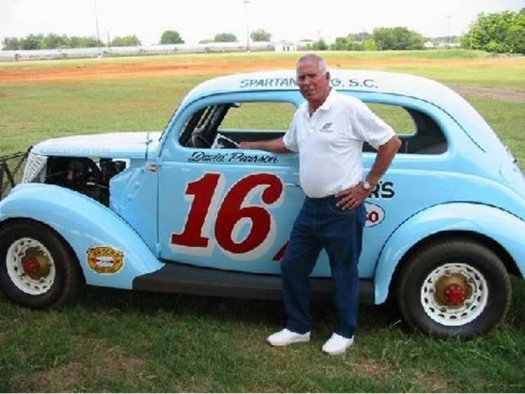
[396,239,511,338]
[0,220,84,308]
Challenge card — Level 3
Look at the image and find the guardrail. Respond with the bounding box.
[0,42,281,62]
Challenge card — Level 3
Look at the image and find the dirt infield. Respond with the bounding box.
[0,55,520,81]
[0,58,294,82]
[451,85,525,102]
[1,55,524,101]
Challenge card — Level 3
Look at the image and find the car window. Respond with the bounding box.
[220,102,295,131]
[368,104,415,135]
[179,101,447,154]
[366,103,447,154]
[180,102,296,149]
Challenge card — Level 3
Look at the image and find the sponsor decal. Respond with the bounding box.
[370,181,395,199]
[365,202,385,227]
[240,78,297,89]
[331,78,378,89]
[87,246,124,274]
[239,77,378,90]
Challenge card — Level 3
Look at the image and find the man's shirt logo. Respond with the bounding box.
[319,122,334,133]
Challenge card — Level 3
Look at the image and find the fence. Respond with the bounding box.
[0,42,280,62]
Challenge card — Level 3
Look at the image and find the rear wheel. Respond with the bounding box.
[397,239,511,338]
[0,220,84,308]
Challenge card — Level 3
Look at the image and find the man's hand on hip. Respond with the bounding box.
[335,183,371,210]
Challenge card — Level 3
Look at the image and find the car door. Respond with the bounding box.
[157,92,308,275]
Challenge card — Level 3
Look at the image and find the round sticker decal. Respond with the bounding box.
[365,202,385,227]
[87,246,124,274]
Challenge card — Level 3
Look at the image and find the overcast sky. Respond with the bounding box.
[1,0,523,46]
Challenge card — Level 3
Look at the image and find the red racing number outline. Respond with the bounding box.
[171,173,284,257]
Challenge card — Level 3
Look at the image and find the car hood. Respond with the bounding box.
[32,132,162,159]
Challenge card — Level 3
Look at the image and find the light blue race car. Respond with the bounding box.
[1,70,524,338]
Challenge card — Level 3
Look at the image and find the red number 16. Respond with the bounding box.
[171,173,284,256]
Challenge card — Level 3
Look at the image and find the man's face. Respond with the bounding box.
[296,59,330,105]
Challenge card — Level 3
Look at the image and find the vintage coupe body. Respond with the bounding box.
[1,70,524,338]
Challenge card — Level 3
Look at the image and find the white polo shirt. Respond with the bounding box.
[283,89,395,198]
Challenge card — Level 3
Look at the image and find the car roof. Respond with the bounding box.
[183,70,463,110]
[181,69,501,154]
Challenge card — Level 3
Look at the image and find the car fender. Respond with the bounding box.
[374,202,525,304]
[0,183,163,289]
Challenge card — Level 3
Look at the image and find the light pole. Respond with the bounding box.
[243,0,251,52]
[94,0,102,57]
[446,15,452,48]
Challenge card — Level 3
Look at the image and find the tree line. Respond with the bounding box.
[1,29,270,50]
[2,33,141,50]
[461,9,525,54]
[3,10,524,54]
[310,9,524,53]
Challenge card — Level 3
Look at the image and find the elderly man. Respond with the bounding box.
[241,54,401,355]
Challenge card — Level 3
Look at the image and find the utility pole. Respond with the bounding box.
[94,0,102,57]
[446,15,452,48]
[243,0,251,52]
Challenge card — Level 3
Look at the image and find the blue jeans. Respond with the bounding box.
[282,195,366,338]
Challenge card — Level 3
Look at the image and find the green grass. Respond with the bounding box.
[0,78,187,155]
[1,50,525,392]
[1,281,524,392]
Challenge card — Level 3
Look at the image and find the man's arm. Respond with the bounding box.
[336,135,402,210]
[364,135,402,189]
[240,137,292,153]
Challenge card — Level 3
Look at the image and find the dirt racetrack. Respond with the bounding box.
[0,57,294,82]
[1,54,524,101]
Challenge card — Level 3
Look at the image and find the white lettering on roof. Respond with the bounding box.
[238,77,378,90]
[240,78,297,89]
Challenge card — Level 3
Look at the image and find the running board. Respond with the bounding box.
[133,263,375,303]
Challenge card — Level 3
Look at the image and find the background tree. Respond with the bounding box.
[250,29,272,42]
[352,32,374,42]
[461,10,525,54]
[20,34,44,50]
[373,27,423,50]
[110,35,141,47]
[214,33,238,42]
[2,37,20,50]
[42,33,69,49]
[69,36,103,48]
[332,36,363,51]
[306,39,329,50]
[363,38,378,51]
[160,30,184,44]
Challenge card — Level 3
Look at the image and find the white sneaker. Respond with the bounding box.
[322,333,354,355]
[267,328,311,347]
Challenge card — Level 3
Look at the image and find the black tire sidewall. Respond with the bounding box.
[398,240,511,338]
[0,221,79,308]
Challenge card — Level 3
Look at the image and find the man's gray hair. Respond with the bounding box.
[297,53,329,74]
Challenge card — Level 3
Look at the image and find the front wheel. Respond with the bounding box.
[396,239,511,338]
[0,220,84,308]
